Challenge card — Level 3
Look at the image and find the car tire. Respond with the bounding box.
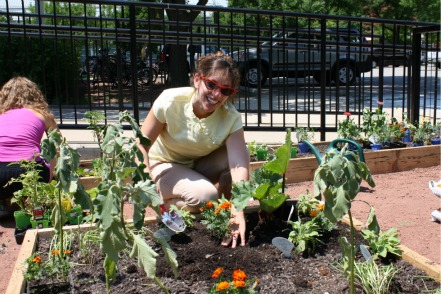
[242,62,268,87]
[334,62,356,86]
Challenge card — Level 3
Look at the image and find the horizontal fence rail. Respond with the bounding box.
[0,0,440,139]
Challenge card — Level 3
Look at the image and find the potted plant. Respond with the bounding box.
[247,141,269,161]
[430,121,441,145]
[411,120,432,146]
[295,127,314,153]
[337,112,361,141]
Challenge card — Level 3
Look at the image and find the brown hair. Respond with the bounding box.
[0,76,51,117]
[194,51,241,88]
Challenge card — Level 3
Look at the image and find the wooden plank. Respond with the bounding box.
[250,145,441,184]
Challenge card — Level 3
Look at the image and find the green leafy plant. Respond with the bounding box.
[83,111,106,153]
[246,141,268,157]
[431,121,441,139]
[337,112,361,140]
[287,217,323,255]
[361,227,402,259]
[362,107,389,142]
[200,196,232,240]
[232,129,292,214]
[9,159,56,215]
[24,248,72,284]
[351,259,398,294]
[295,127,314,142]
[91,111,178,293]
[209,267,258,294]
[313,144,376,294]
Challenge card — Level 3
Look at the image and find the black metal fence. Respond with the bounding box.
[0,0,439,139]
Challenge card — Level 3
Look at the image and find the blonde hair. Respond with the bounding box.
[0,76,51,117]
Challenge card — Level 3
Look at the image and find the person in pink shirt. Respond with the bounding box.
[0,76,59,217]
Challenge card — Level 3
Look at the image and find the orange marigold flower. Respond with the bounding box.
[397,122,403,126]
[211,267,223,278]
[232,269,247,281]
[52,250,60,256]
[32,255,42,264]
[219,202,231,210]
[310,210,318,217]
[199,207,204,212]
[233,280,246,288]
[64,250,72,255]
[317,203,325,211]
[214,209,220,215]
[216,281,230,291]
[343,111,351,117]
[206,201,214,209]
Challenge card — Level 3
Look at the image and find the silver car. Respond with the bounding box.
[232,28,373,87]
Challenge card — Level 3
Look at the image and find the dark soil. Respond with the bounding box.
[32,211,440,294]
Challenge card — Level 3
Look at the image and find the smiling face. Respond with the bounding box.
[193,71,234,118]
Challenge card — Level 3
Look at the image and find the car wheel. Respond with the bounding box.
[334,62,356,86]
[243,63,268,87]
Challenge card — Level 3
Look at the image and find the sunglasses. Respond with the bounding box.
[199,75,238,96]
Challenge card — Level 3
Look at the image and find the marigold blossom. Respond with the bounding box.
[233,280,246,288]
[310,210,319,217]
[32,255,42,264]
[398,122,403,126]
[206,201,214,209]
[219,202,231,210]
[52,250,60,256]
[344,111,351,117]
[216,281,230,291]
[214,209,220,215]
[212,267,223,278]
[64,250,72,255]
[317,203,325,211]
[199,207,204,212]
[232,269,247,281]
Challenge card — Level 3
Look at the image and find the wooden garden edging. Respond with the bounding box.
[250,144,441,184]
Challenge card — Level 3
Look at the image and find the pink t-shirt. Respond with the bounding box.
[0,108,46,162]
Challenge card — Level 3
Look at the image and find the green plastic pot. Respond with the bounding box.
[14,210,31,229]
[67,206,83,225]
[31,218,50,229]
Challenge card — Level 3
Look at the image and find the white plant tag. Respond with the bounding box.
[272,237,294,258]
[360,244,372,262]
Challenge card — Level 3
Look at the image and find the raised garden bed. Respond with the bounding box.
[6,210,441,294]
[250,143,441,184]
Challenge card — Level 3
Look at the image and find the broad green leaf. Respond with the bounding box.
[365,207,381,234]
[154,234,179,277]
[259,193,289,213]
[231,180,253,212]
[130,234,159,278]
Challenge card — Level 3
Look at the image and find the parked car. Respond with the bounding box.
[232,28,373,87]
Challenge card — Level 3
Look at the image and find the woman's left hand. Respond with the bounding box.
[221,207,246,248]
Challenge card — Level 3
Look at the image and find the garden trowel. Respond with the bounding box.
[159,204,186,233]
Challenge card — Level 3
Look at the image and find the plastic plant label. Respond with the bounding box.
[272,237,294,258]
[360,244,372,262]
[153,227,175,241]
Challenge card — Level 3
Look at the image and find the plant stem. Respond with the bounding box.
[58,189,64,260]
[348,210,355,294]
[153,276,170,294]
